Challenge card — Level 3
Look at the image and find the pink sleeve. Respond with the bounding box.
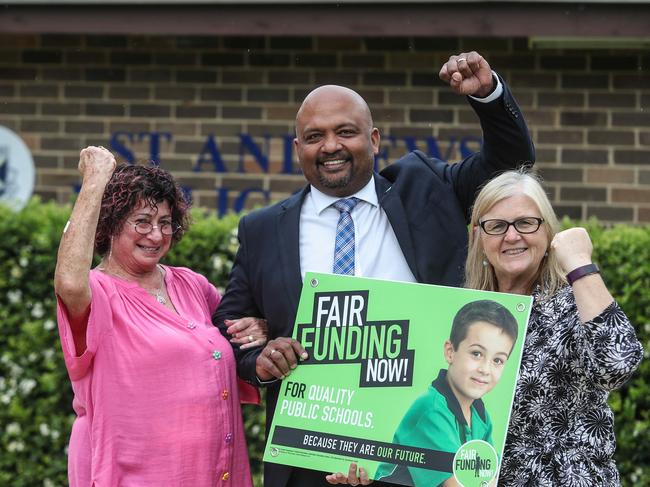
[202,275,222,315]
[55,274,113,381]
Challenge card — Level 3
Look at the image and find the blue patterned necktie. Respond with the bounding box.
[332,197,360,275]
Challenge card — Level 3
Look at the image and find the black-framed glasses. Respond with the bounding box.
[130,221,180,236]
[479,217,544,235]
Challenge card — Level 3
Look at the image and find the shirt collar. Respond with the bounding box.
[432,369,487,424]
[310,175,378,215]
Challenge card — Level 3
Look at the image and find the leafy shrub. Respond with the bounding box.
[591,225,650,486]
[0,200,647,486]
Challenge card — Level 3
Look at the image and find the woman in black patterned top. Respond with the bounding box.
[464,170,643,486]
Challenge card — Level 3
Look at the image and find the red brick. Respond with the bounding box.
[640,170,650,185]
[20,84,59,98]
[560,112,607,127]
[248,89,290,103]
[411,109,453,124]
[587,206,634,222]
[561,74,609,89]
[222,70,267,84]
[538,92,585,108]
[65,121,104,134]
[222,106,262,120]
[313,71,360,86]
[2,102,37,115]
[586,168,635,184]
[553,204,583,220]
[535,147,558,163]
[538,167,583,183]
[342,54,384,69]
[612,112,650,127]
[613,74,650,89]
[389,89,434,106]
[639,207,650,223]
[559,186,607,202]
[537,130,583,145]
[21,119,60,133]
[155,86,196,101]
[109,86,151,99]
[640,132,650,146]
[614,149,650,165]
[511,73,558,88]
[589,93,636,108]
[0,34,38,48]
[612,188,650,203]
[587,130,635,146]
[175,105,217,119]
[316,37,363,51]
[561,149,608,165]
[247,124,293,137]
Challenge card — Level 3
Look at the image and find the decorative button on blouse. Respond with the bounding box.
[187,322,196,329]
[222,471,230,481]
[212,350,222,360]
[225,433,233,444]
[221,389,229,400]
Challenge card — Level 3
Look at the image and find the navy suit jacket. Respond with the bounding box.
[213,79,534,487]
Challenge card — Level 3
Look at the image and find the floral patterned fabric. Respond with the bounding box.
[500,286,643,486]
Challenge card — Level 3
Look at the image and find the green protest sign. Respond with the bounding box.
[263,272,532,487]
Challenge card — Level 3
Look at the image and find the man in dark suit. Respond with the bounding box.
[214,51,535,487]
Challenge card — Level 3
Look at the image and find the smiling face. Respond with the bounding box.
[110,200,173,274]
[294,86,380,197]
[479,193,549,293]
[445,321,514,409]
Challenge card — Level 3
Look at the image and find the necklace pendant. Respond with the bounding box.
[155,294,167,305]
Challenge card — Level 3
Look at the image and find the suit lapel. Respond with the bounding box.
[276,187,308,312]
[375,174,420,282]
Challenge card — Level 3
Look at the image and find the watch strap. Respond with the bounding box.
[566,263,600,286]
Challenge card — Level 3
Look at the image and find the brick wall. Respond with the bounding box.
[1,34,649,222]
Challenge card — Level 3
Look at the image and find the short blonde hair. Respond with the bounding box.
[464,169,566,296]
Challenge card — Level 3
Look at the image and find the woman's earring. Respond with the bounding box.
[482,259,489,267]
[544,251,549,257]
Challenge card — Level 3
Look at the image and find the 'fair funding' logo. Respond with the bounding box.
[452,439,498,487]
[0,126,35,211]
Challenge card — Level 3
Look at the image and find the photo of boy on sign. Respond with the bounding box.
[375,300,519,486]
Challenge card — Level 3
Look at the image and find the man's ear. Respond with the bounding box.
[294,138,303,169]
[444,340,455,365]
[371,127,381,155]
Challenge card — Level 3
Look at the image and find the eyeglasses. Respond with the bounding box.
[130,221,180,236]
[479,217,544,235]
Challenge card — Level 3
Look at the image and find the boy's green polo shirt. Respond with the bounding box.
[375,369,493,486]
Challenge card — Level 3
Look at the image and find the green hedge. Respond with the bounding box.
[1,199,648,486]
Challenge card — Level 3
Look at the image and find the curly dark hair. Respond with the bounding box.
[95,164,191,257]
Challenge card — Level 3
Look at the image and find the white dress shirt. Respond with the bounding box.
[299,176,416,283]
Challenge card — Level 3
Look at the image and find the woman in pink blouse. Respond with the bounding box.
[54,146,266,486]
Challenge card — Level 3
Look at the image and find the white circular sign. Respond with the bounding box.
[0,126,35,211]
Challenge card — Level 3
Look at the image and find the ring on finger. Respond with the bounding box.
[248,335,254,343]
[456,57,467,63]
[269,349,277,357]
